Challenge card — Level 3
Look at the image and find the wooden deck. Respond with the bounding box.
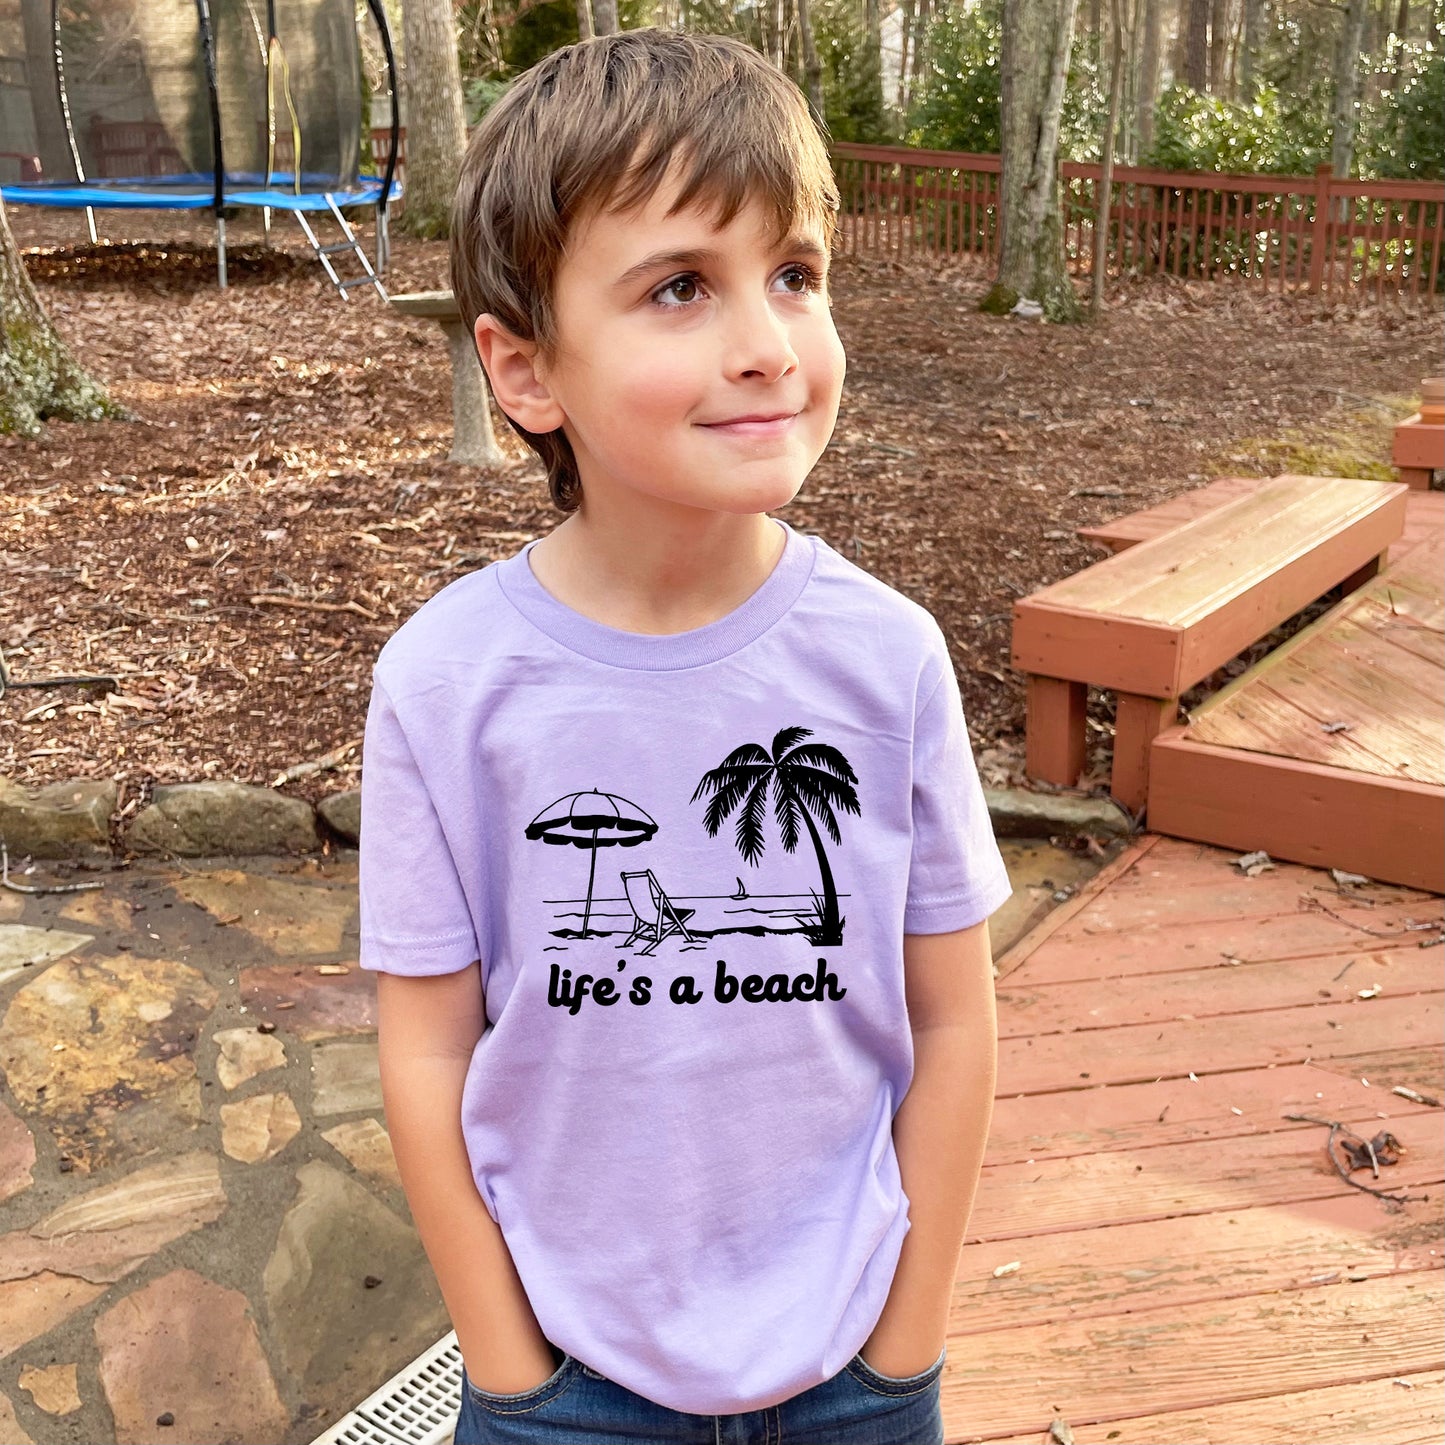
[948,835,1444,1444]
[1149,492,1444,891]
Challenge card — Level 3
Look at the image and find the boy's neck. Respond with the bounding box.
[527,502,787,637]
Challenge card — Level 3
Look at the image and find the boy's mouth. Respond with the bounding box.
[699,412,799,438]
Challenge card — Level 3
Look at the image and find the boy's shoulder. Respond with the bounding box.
[373,561,504,689]
[803,531,949,654]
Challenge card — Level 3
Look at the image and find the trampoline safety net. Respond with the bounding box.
[0,0,395,210]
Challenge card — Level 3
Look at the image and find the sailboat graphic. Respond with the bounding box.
[731,876,748,900]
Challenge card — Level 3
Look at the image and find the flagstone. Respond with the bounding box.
[0,954,215,1169]
[94,1268,289,1445]
[0,1271,107,1360]
[213,1026,286,1090]
[0,892,23,922]
[321,1117,402,1190]
[220,1093,301,1164]
[0,1389,36,1444]
[262,1161,447,1417]
[1,1154,226,1286]
[241,962,375,1040]
[172,870,355,956]
[0,924,91,987]
[0,1098,35,1203]
[57,893,135,932]
[18,1362,80,1415]
[311,1039,381,1116]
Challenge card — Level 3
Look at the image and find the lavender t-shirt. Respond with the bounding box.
[359,517,1011,1414]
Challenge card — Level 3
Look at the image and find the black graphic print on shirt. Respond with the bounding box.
[523,727,860,1011]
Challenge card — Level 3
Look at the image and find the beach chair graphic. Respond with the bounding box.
[620,870,698,955]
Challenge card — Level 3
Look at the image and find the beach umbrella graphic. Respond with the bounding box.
[525,790,658,935]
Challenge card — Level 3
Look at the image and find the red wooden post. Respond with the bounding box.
[1307,163,1333,293]
[1111,694,1177,816]
[1025,677,1088,789]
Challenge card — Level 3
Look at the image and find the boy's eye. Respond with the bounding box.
[654,274,700,306]
[778,263,822,294]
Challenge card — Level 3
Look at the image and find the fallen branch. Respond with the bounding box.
[1,841,105,895]
[249,593,379,621]
[273,737,362,788]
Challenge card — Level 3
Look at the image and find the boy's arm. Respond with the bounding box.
[377,965,559,1393]
[860,919,997,1378]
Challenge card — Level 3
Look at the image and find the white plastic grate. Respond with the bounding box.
[310,1332,462,1445]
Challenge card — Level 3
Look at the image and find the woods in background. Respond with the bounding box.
[434,0,1442,182]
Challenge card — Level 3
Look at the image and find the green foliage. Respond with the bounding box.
[464,76,511,126]
[1144,84,1328,174]
[905,0,1001,153]
[1364,43,1445,180]
[812,0,892,143]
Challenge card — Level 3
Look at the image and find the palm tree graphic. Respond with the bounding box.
[691,726,860,947]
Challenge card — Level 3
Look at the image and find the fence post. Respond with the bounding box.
[1307,163,1333,292]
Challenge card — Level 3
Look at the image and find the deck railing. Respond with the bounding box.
[833,143,1445,301]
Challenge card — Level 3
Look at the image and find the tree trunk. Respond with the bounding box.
[575,0,595,42]
[1185,0,1209,88]
[1240,0,1262,95]
[911,0,933,99]
[985,0,1083,321]
[898,0,916,109]
[19,2,72,180]
[1330,0,1368,178]
[1389,0,1409,89]
[1092,0,1127,313]
[399,0,469,238]
[865,0,886,121]
[592,0,620,36]
[1138,0,1162,154]
[1208,0,1228,90]
[0,196,115,436]
[796,0,826,121]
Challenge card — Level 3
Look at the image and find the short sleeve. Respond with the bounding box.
[903,645,1013,934]
[358,676,480,975]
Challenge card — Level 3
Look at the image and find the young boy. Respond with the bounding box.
[360,28,1011,1445]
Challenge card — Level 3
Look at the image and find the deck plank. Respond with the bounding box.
[999,993,1441,1095]
[969,1110,1441,1240]
[987,1054,1442,1163]
[951,1192,1441,1338]
[979,1371,1445,1445]
[941,1274,1444,1441]
[996,949,1440,1037]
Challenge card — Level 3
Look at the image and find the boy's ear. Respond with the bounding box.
[473,314,565,434]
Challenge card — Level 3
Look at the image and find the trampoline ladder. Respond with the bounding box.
[295,196,388,301]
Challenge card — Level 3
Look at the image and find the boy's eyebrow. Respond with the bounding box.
[613,235,828,289]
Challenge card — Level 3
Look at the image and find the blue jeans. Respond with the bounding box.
[455,1349,946,1444]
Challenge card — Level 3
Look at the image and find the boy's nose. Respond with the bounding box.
[723,297,799,383]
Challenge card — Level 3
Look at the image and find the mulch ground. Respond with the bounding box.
[2,205,1438,812]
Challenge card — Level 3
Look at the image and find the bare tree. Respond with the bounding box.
[898,0,917,108]
[796,0,826,120]
[984,0,1083,321]
[0,196,114,436]
[1138,0,1163,153]
[1209,0,1229,90]
[1093,0,1129,313]
[399,0,469,237]
[1185,0,1210,87]
[1330,0,1369,176]
[593,0,621,36]
[1240,0,1263,94]
[576,0,596,41]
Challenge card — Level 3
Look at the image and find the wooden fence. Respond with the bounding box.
[832,142,1445,301]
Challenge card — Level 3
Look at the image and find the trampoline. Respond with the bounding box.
[0,0,400,290]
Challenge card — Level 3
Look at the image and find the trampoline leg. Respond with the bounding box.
[376,208,390,275]
[84,206,97,244]
[217,215,228,290]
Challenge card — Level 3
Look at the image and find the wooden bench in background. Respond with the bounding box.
[1012,474,1409,813]
[1393,375,1444,491]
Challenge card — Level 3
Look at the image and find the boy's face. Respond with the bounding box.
[530,174,846,518]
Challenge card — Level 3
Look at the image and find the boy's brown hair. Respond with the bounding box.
[450,28,839,513]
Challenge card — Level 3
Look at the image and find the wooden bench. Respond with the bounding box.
[1075,476,1260,554]
[1012,474,1409,813]
[1393,376,1444,491]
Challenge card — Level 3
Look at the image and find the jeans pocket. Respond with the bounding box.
[462,1353,577,1412]
[844,1347,946,1397]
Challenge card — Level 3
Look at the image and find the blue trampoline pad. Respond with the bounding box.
[1,175,398,211]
